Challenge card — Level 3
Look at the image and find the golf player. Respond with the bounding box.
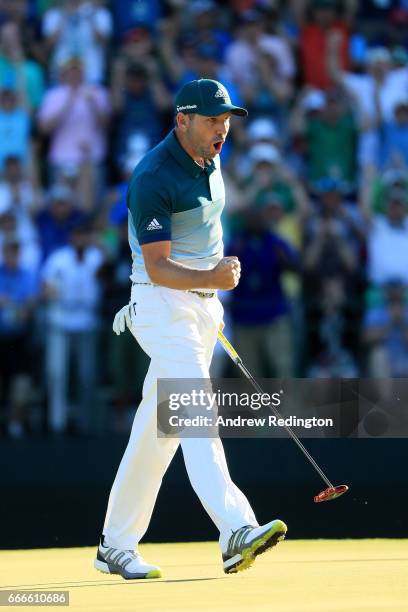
[94,79,287,579]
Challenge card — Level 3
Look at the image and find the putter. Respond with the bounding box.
[217,331,349,503]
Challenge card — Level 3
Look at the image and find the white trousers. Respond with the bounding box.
[103,284,257,551]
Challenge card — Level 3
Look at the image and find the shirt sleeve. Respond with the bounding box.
[127,173,172,245]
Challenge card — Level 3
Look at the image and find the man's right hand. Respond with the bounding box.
[210,256,241,290]
[112,303,132,335]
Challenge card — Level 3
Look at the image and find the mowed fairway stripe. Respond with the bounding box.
[1,540,407,611]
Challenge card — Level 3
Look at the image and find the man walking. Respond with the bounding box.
[95,79,287,579]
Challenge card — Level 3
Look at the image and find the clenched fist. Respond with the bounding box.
[210,256,241,290]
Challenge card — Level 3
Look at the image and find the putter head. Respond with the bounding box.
[314,484,349,503]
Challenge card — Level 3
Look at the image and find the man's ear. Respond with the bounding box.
[176,112,189,132]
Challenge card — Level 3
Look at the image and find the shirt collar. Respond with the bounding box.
[165,130,216,178]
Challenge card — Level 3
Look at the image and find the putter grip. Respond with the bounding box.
[217,331,240,362]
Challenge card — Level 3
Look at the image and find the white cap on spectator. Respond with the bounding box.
[366,47,391,65]
[248,118,278,142]
[249,143,281,166]
[302,89,325,111]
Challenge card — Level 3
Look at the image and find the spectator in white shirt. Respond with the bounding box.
[368,188,408,286]
[42,223,104,434]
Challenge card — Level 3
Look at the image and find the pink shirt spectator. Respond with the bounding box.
[38,85,110,166]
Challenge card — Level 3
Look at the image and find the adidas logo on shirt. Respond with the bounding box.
[146,218,163,231]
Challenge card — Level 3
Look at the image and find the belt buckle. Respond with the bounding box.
[192,290,215,298]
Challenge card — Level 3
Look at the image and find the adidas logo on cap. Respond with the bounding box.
[146,218,163,231]
[215,88,228,99]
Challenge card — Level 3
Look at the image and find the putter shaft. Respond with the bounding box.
[218,331,333,489]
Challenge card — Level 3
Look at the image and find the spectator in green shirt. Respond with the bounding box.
[293,89,357,187]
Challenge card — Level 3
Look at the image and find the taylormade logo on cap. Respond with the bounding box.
[174,79,248,118]
[176,104,198,112]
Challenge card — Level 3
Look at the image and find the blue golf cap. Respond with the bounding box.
[175,79,248,117]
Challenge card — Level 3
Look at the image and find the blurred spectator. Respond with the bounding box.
[0,21,45,112]
[303,178,364,374]
[38,56,110,209]
[111,62,171,169]
[224,9,294,110]
[187,1,232,59]
[114,25,159,80]
[379,98,408,169]
[297,0,352,90]
[239,143,310,219]
[227,208,299,378]
[367,167,408,213]
[112,0,162,41]
[42,0,112,84]
[0,0,46,65]
[0,155,40,216]
[293,89,357,186]
[0,86,31,170]
[364,281,408,377]
[304,178,364,273]
[35,184,86,261]
[0,155,40,271]
[330,45,408,125]
[306,275,359,377]
[367,187,408,285]
[0,236,38,437]
[41,223,104,434]
[0,209,40,273]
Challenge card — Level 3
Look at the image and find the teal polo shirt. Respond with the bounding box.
[127,129,225,284]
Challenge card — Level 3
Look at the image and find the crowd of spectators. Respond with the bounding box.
[2,0,408,438]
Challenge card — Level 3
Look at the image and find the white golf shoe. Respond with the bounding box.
[94,535,162,579]
[222,519,287,574]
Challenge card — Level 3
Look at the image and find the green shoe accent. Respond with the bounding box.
[145,569,162,579]
[233,520,287,574]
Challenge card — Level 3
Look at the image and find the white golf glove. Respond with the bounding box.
[112,303,132,335]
